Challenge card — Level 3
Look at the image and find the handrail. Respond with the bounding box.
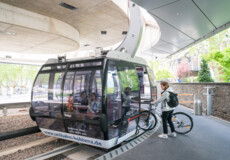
[152,93,194,104]
[0,101,31,109]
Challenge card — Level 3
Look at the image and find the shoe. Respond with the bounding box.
[158,134,168,139]
[168,132,176,137]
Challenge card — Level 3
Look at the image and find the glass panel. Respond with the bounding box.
[32,73,49,115]
[116,61,140,136]
[42,66,51,71]
[41,65,66,71]
[56,65,66,70]
[63,70,104,139]
[143,73,151,99]
[106,60,122,139]
[63,72,75,115]
[136,67,144,95]
[136,67,151,100]
[90,70,102,114]
[49,72,64,117]
[74,71,91,107]
[63,71,91,116]
[147,66,155,87]
[116,62,139,92]
[147,66,157,101]
[70,61,102,68]
[32,72,65,131]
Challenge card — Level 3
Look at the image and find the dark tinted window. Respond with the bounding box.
[115,61,140,135]
[33,73,49,103]
[116,61,139,92]
[32,71,65,131]
[136,67,151,99]
[146,66,157,100]
[41,66,51,71]
[147,66,155,87]
[70,61,102,68]
[41,65,66,71]
[63,72,75,114]
[106,60,122,139]
[63,69,104,139]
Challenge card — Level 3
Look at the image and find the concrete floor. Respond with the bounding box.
[113,106,230,160]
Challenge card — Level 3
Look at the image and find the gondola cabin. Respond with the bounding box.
[30,51,156,149]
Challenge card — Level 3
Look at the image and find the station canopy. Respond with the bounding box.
[132,0,230,58]
[1,0,230,64]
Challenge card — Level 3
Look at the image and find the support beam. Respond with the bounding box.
[115,1,144,57]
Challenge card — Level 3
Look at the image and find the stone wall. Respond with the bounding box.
[155,83,230,121]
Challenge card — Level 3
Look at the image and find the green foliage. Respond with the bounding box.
[117,69,139,91]
[155,69,174,81]
[0,63,40,88]
[185,29,230,82]
[148,60,174,81]
[197,59,214,82]
[204,47,230,81]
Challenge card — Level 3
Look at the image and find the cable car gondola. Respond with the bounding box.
[30,51,156,149]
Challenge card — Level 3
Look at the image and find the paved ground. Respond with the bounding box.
[114,106,230,160]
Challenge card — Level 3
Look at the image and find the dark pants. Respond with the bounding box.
[122,106,130,120]
[162,110,175,134]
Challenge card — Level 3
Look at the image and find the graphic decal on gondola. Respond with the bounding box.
[42,129,102,146]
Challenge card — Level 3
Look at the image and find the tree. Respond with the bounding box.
[0,63,40,95]
[176,60,191,79]
[204,47,230,82]
[197,59,214,82]
[148,60,174,81]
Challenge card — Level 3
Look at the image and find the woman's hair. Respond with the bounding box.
[90,92,97,100]
[160,81,169,90]
[81,91,86,97]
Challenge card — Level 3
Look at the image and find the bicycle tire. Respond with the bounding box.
[138,111,157,131]
[172,112,193,134]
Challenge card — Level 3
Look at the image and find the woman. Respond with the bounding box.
[151,81,176,139]
[80,91,89,106]
[89,93,101,114]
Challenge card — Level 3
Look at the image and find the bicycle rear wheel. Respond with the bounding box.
[172,112,193,134]
[138,111,157,131]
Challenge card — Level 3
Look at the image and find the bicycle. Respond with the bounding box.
[137,103,193,134]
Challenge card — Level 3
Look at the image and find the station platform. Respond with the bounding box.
[114,106,230,160]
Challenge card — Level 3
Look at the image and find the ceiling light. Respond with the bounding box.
[6,32,16,35]
[101,31,107,35]
[122,31,127,35]
[5,55,12,58]
[59,2,77,10]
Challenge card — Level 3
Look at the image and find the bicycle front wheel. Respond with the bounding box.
[172,112,193,134]
[138,111,157,131]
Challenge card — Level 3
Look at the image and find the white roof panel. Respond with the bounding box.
[132,0,230,57]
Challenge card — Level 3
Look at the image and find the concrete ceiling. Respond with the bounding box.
[132,0,230,58]
[0,0,128,56]
[2,0,229,63]
[0,22,78,54]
